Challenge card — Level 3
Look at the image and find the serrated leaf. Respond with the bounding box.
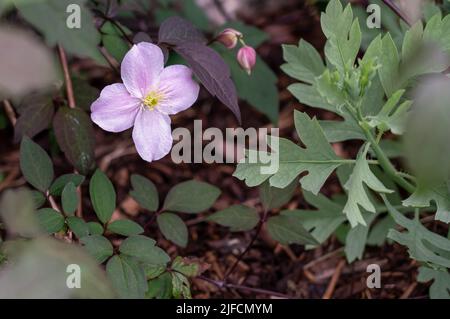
[16,0,104,63]
[234,111,344,194]
[89,169,116,224]
[384,196,450,268]
[267,214,319,246]
[321,0,361,72]
[417,266,450,299]
[49,173,85,196]
[286,191,346,246]
[129,174,159,212]
[61,182,77,216]
[281,39,325,84]
[146,272,173,299]
[53,107,95,175]
[163,180,220,213]
[80,235,113,264]
[20,136,54,192]
[403,182,450,223]
[343,144,392,227]
[67,216,89,238]
[157,213,188,247]
[106,255,147,299]
[107,219,144,236]
[367,89,411,135]
[36,208,64,234]
[119,235,170,265]
[207,205,259,232]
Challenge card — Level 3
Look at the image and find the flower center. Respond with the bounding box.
[143,91,163,110]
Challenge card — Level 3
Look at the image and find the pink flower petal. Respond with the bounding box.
[121,42,164,98]
[91,83,141,132]
[132,109,173,162]
[156,65,200,115]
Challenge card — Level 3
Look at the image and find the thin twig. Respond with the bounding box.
[198,276,291,299]
[322,259,346,299]
[381,0,412,26]
[2,100,16,126]
[57,45,76,109]
[223,209,268,282]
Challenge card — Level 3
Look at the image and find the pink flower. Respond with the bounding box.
[91,42,200,162]
[237,45,256,75]
[215,28,242,49]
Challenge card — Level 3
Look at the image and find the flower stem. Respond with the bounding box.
[362,124,415,193]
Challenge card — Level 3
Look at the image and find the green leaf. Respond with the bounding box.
[321,0,361,72]
[107,219,144,236]
[106,255,147,299]
[379,33,400,97]
[267,214,319,246]
[181,0,209,31]
[345,213,376,263]
[146,272,173,299]
[80,235,113,264]
[157,213,188,247]
[67,216,89,238]
[53,107,95,175]
[30,190,46,209]
[207,205,259,232]
[163,180,220,213]
[285,191,346,246]
[129,174,159,212]
[171,256,202,277]
[384,196,450,268]
[49,173,85,196]
[171,271,191,299]
[367,89,412,135]
[87,222,103,235]
[90,169,116,224]
[281,39,325,84]
[367,214,396,246]
[20,136,54,192]
[119,235,170,265]
[15,0,104,64]
[61,182,77,216]
[234,111,344,194]
[36,208,64,234]
[100,21,131,63]
[417,266,450,299]
[403,182,450,223]
[259,179,297,210]
[343,144,392,227]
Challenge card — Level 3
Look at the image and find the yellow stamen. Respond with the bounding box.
[143,91,163,110]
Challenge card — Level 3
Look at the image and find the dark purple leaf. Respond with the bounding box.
[158,16,206,46]
[175,42,241,123]
[53,107,95,175]
[133,32,152,44]
[14,96,54,143]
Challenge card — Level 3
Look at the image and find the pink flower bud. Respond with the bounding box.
[237,46,256,75]
[216,28,242,49]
